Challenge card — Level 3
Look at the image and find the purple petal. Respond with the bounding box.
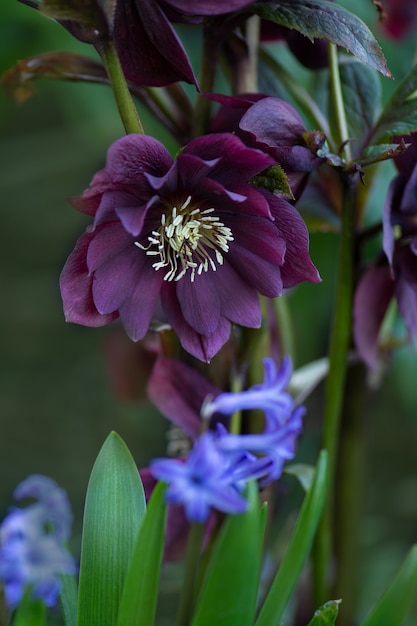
[167,0,254,15]
[162,283,231,361]
[266,192,321,287]
[395,247,417,341]
[105,134,173,185]
[114,0,197,87]
[239,97,306,146]
[183,133,275,185]
[176,271,221,334]
[92,245,146,314]
[60,232,117,327]
[217,262,261,328]
[87,223,133,272]
[118,260,163,341]
[353,263,394,369]
[147,357,218,439]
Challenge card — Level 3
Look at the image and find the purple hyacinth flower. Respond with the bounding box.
[0,475,76,609]
[203,357,296,431]
[151,432,249,522]
[60,133,319,362]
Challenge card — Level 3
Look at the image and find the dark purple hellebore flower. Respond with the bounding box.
[260,23,328,70]
[60,132,320,361]
[381,0,417,39]
[210,94,326,200]
[113,0,255,87]
[354,136,417,368]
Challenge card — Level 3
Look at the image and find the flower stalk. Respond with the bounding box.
[97,40,144,135]
[174,522,205,626]
[313,43,357,606]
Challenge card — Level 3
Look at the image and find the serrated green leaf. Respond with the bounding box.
[307,600,341,625]
[252,1,391,77]
[191,482,265,626]
[77,432,146,626]
[337,62,381,156]
[361,545,417,626]
[255,450,328,626]
[373,64,417,140]
[116,482,167,626]
[60,573,78,626]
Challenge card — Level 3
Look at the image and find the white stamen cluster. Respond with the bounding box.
[135,196,234,282]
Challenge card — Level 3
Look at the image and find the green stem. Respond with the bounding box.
[313,173,356,607]
[192,23,221,138]
[175,522,205,626]
[97,40,144,135]
[328,43,351,160]
[334,364,366,626]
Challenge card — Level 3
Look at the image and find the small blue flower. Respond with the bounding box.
[151,432,250,523]
[0,475,76,610]
[202,357,295,431]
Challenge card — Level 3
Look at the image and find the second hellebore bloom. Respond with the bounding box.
[61,133,319,361]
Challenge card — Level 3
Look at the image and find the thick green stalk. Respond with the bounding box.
[175,522,205,626]
[97,40,144,135]
[312,44,356,606]
[334,364,366,626]
[313,174,356,606]
[192,23,221,138]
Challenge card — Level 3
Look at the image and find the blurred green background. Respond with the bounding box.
[1,0,417,623]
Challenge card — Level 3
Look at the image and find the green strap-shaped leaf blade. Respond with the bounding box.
[307,600,341,625]
[256,450,328,626]
[77,432,146,626]
[11,597,46,626]
[60,573,78,626]
[116,482,167,626]
[191,482,265,626]
[252,1,391,77]
[361,545,417,626]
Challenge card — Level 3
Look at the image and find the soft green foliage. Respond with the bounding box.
[116,482,167,626]
[77,432,146,626]
[307,600,341,625]
[256,450,328,626]
[373,63,417,140]
[252,0,390,77]
[191,482,266,626]
[60,574,78,626]
[11,597,47,626]
[361,545,417,626]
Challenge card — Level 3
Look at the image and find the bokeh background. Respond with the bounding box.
[1,0,417,622]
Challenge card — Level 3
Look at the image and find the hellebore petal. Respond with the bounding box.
[353,262,395,369]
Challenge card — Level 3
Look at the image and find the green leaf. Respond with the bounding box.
[11,596,46,626]
[250,164,294,198]
[255,450,328,626]
[77,432,146,626]
[116,482,167,626]
[307,600,341,625]
[284,463,315,492]
[373,63,417,140]
[338,62,381,156]
[361,545,417,626]
[252,1,391,77]
[60,573,78,626]
[191,482,265,626]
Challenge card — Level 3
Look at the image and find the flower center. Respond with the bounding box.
[135,196,234,282]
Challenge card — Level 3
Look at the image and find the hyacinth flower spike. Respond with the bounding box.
[0,475,76,610]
